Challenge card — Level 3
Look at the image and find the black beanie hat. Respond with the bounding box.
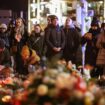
[91,16,99,27]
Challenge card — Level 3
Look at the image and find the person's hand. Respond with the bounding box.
[84,33,92,40]
[53,47,58,52]
[57,47,61,52]
[0,65,5,71]
[53,47,61,52]
[15,34,22,42]
[87,34,92,40]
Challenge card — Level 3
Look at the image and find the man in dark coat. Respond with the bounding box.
[45,16,65,62]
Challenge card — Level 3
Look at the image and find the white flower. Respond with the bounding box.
[43,76,51,83]
[37,84,48,96]
[56,73,71,89]
[85,91,94,101]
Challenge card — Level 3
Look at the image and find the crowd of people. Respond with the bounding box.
[0,15,105,80]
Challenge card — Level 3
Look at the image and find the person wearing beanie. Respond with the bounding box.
[0,38,11,67]
[0,23,10,49]
[91,16,101,27]
[0,23,7,30]
[81,19,101,78]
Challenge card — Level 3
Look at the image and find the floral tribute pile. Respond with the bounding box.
[0,60,105,105]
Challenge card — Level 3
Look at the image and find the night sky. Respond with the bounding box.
[0,0,28,11]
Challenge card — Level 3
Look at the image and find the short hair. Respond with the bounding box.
[51,16,58,22]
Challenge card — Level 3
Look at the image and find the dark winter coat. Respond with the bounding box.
[27,31,45,57]
[63,27,81,64]
[81,28,101,66]
[45,25,65,59]
[0,32,10,49]
[96,31,105,66]
[9,27,29,54]
[44,24,53,57]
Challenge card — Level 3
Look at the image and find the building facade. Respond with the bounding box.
[28,0,104,33]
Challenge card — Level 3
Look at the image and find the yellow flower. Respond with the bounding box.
[2,95,11,102]
[37,84,48,96]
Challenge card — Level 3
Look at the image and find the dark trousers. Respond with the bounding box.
[90,66,103,78]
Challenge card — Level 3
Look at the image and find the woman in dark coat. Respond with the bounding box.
[96,31,105,76]
[62,17,81,64]
[9,18,29,70]
[27,24,45,58]
[10,17,29,55]
[81,21,101,77]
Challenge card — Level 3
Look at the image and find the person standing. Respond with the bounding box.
[81,19,101,77]
[9,17,29,70]
[44,15,57,57]
[62,17,81,64]
[45,16,65,62]
[10,17,29,55]
[96,29,105,77]
[27,24,45,58]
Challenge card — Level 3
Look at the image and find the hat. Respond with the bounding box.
[91,21,100,28]
[91,16,99,27]
[0,23,7,30]
[0,39,5,49]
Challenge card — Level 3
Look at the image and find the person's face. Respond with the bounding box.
[16,19,23,27]
[0,28,6,33]
[52,18,58,26]
[0,48,4,52]
[47,17,51,25]
[65,18,72,26]
[91,26,98,30]
[34,25,41,33]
